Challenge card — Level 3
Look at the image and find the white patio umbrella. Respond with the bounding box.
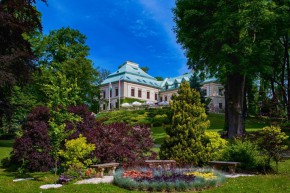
[121,103,131,108]
[145,101,155,106]
[158,101,169,106]
[132,101,142,106]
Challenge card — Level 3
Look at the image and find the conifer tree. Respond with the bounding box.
[159,82,210,165]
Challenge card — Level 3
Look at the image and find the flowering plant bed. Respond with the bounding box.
[114,167,225,192]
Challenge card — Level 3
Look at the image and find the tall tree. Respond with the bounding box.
[30,27,99,110]
[0,0,46,127]
[174,0,280,137]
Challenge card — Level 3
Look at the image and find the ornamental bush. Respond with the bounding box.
[159,82,210,166]
[67,105,156,165]
[220,139,261,171]
[202,131,227,162]
[10,107,54,172]
[258,126,289,172]
[58,134,95,169]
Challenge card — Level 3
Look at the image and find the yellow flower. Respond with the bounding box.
[184,172,217,179]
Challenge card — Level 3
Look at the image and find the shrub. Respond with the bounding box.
[92,123,156,164]
[202,131,227,162]
[159,82,210,166]
[10,107,54,172]
[220,139,261,171]
[58,134,95,169]
[152,114,168,126]
[96,108,171,126]
[67,105,156,165]
[258,126,289,172]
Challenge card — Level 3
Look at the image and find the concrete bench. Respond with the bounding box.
[90,163,119,178]
[145,160,176,170]
[209,161,241,174]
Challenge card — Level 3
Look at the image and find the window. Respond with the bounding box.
[147,91,150,99]
[138,89,142,98]
[110,90,112,97]
[165,85,168,90]
[103,91,106,98]
[165,96,168,101]
[218,88,223,96]
[155,93,158,100]
[137,79,141,82]
[115,88,118,96]
[219,103,223,109]
[131,88,135,97]
[175,83,178,88]
[201,89,207,96]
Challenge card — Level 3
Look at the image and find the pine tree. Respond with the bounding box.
[159,82,210,166]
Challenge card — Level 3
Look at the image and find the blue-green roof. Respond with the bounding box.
[101,61,162,88]
[101,61,219,89]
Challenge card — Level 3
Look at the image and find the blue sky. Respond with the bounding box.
[36,0,189,78]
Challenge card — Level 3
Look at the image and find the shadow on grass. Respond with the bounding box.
[0,140,14,147]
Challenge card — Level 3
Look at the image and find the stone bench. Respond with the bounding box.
[145,160,176,170]
[209,161,241,174]
[90,163,119,178]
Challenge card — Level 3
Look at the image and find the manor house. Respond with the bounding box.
[100,61,224,112]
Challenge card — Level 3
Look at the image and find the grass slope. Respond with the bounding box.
[151,113,268,145]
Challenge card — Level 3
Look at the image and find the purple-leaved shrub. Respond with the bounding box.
[67,105,156,165]
[11,107,54,172]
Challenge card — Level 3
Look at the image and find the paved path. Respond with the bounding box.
[75,176,114,184]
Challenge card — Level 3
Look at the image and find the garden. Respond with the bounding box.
[0,82,290,193]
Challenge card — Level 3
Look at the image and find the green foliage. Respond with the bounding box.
[155,76,164,81]
[29,27,99,111]
[140,66,149,73]
[220,139,262,171]
[202,131,227,162]
[259,126,289,172]
[96,108,170,126]
[152,114,168,127]
[173,0,286,137]
[0,86,43,136]
[159,82,210,165]
[59,134,95,169]
[120,97,144,104]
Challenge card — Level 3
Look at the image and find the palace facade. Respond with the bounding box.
[100,61,225,112]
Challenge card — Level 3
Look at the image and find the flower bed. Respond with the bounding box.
[114,168,225,192]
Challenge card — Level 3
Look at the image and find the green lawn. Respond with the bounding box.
[0,139,13,165]
[151,113,268,145]
[207,113,268,131]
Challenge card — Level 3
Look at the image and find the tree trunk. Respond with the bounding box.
[224,81,229,131]
[226,73,246,138]
[284,35,290,120]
